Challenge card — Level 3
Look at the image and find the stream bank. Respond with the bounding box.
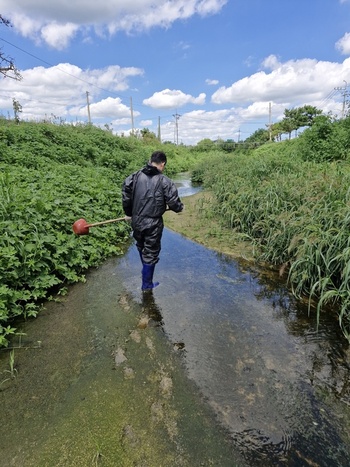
[1,177,350,466]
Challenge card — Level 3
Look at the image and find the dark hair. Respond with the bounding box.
[150,151,167,165]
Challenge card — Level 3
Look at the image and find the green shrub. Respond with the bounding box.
[0,119,211,346]
[297,115,350,162]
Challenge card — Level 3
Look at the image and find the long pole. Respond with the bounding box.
[130,97,134,135]
[158,116,161,141]
[173,111,181,145]
[86,91,91,124]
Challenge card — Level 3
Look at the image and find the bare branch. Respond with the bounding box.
[0,16,22,80]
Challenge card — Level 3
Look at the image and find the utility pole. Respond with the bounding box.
[173,111,181,145]
[268,102,272,141]
[334,81,349,118]
[130,97,135,136]
[157,116,161,142]
[86,91,91,124]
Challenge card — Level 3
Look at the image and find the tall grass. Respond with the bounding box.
[194,141,350,340]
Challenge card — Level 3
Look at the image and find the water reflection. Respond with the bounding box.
[119,227,350,466]
[174,172,202,198]
[141,290,164,327]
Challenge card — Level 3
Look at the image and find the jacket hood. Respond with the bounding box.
[142,163,161,176]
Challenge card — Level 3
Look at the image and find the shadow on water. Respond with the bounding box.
[120,228,350,467]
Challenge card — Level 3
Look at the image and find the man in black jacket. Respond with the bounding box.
[122,151,183,290]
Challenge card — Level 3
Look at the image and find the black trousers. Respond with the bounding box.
[132,217,164,265]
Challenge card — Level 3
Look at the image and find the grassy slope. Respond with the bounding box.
[164,191,255,262]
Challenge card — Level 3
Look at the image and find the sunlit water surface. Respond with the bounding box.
[118,175,350,465]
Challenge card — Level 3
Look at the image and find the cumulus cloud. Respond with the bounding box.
[140,119,153,126]
[160,108,247,144]
[157,53,350,144]
[0,0,228,49]
[143,89,206,109]
[336,32,350,55]
[211,55,350,106]
[41,22,79,50]
[0,62,143,122]
[81,97,133,118]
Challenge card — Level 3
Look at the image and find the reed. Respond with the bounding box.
[195,146,350,340]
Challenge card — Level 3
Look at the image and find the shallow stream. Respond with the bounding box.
[1,177,350,466]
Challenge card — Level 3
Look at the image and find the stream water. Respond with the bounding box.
[1,177,350,466]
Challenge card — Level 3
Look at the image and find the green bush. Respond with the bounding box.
[0,119,210,346]
[297,115,350,162]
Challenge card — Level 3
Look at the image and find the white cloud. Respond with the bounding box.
[1,51,349,145]
[143,89,206,109]
[41,22,79,50]
[336,32,350,55]
[160,108,242,144]
[206,79,219,85]
[81,97,134,118]
[111,117,132,126]
[211,55,350,106]
[0,62,143,122]
[176,41,191,50]
[0,0,228,49]
[140,119,153,126]
[261,54,281,70]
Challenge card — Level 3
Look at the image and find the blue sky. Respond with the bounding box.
[1,0,350,144]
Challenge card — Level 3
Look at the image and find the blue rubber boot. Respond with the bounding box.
[142,263,159,290]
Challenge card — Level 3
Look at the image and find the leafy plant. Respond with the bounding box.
[0,119,210,346]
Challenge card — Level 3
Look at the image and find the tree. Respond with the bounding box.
[140,127,157,142]
[244,128,270,144]
[279,114,297,139]
[270,122,284,141]
[282,105,323,138]
[196,138,215,151]
[0,16,22,80]
[296,105,323,127]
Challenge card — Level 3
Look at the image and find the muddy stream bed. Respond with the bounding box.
[1,177,350,466]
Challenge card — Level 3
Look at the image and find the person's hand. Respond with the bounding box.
[125,216,132,223]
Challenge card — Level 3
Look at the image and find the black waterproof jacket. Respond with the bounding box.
[122,163,183,232]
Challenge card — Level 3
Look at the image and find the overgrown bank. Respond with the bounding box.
[0,120,207,346]
[2,115,350,345]
[190,125,350,341]
[164,191,255,262]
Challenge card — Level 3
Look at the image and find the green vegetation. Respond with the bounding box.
[2,113,350,345]
[243,105,323,144]
[193,116,350,341]
[0,119,205,346]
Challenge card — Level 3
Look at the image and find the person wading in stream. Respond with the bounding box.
[122,151,184,290]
